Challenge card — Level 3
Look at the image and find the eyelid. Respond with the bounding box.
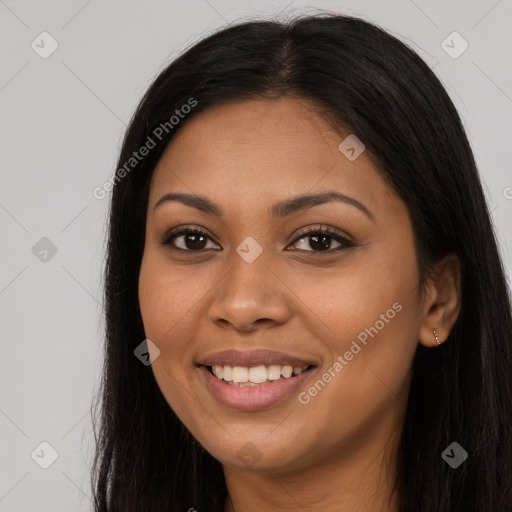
[291,224,354,245]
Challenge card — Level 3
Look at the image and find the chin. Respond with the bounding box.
[196,430,309,472]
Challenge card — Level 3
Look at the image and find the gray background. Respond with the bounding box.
[1,1,510,510]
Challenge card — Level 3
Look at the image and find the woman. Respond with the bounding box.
[91,13,512,511]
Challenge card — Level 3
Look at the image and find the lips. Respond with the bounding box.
[196,349,317,368]
[198,364,316,411]
[196,349,318,411]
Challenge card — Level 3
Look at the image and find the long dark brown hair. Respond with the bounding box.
[91,13,512,511]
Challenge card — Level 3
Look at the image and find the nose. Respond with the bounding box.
[207,252,291,333]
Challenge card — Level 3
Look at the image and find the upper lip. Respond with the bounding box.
[197,349,317,368]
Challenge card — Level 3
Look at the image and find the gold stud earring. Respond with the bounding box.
[433,328,441,346]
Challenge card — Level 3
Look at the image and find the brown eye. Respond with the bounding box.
[288,227,354,253]
[161,228,220,252]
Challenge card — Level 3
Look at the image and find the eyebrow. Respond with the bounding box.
[153,191,374,221]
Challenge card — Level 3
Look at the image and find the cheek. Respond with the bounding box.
[290,239,421,414]
[289,245,419,349]
[288,295,419,457]
[139,249,202,322]
[138,256,169,339]
[138,252,207,430]
[138,252,199,360]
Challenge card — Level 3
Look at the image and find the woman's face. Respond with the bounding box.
[138,97,425,472]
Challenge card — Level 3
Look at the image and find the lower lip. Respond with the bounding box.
[198,366,315,411]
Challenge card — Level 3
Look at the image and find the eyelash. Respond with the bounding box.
[160,225,356,254]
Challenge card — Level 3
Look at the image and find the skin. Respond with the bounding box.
[138,97,462,511]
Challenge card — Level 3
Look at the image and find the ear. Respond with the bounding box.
[418,253,462,348]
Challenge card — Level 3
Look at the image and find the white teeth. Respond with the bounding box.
[281,366,293,378]
[213,365,224,379]
[210,364,310,384]
[267,365,282,380]
[232,366,249,383]
[223,365,233,382]
[249,365,268,383]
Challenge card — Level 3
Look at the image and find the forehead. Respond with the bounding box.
[149,97,401,218]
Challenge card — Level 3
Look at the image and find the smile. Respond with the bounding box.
[198,363,317,411]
